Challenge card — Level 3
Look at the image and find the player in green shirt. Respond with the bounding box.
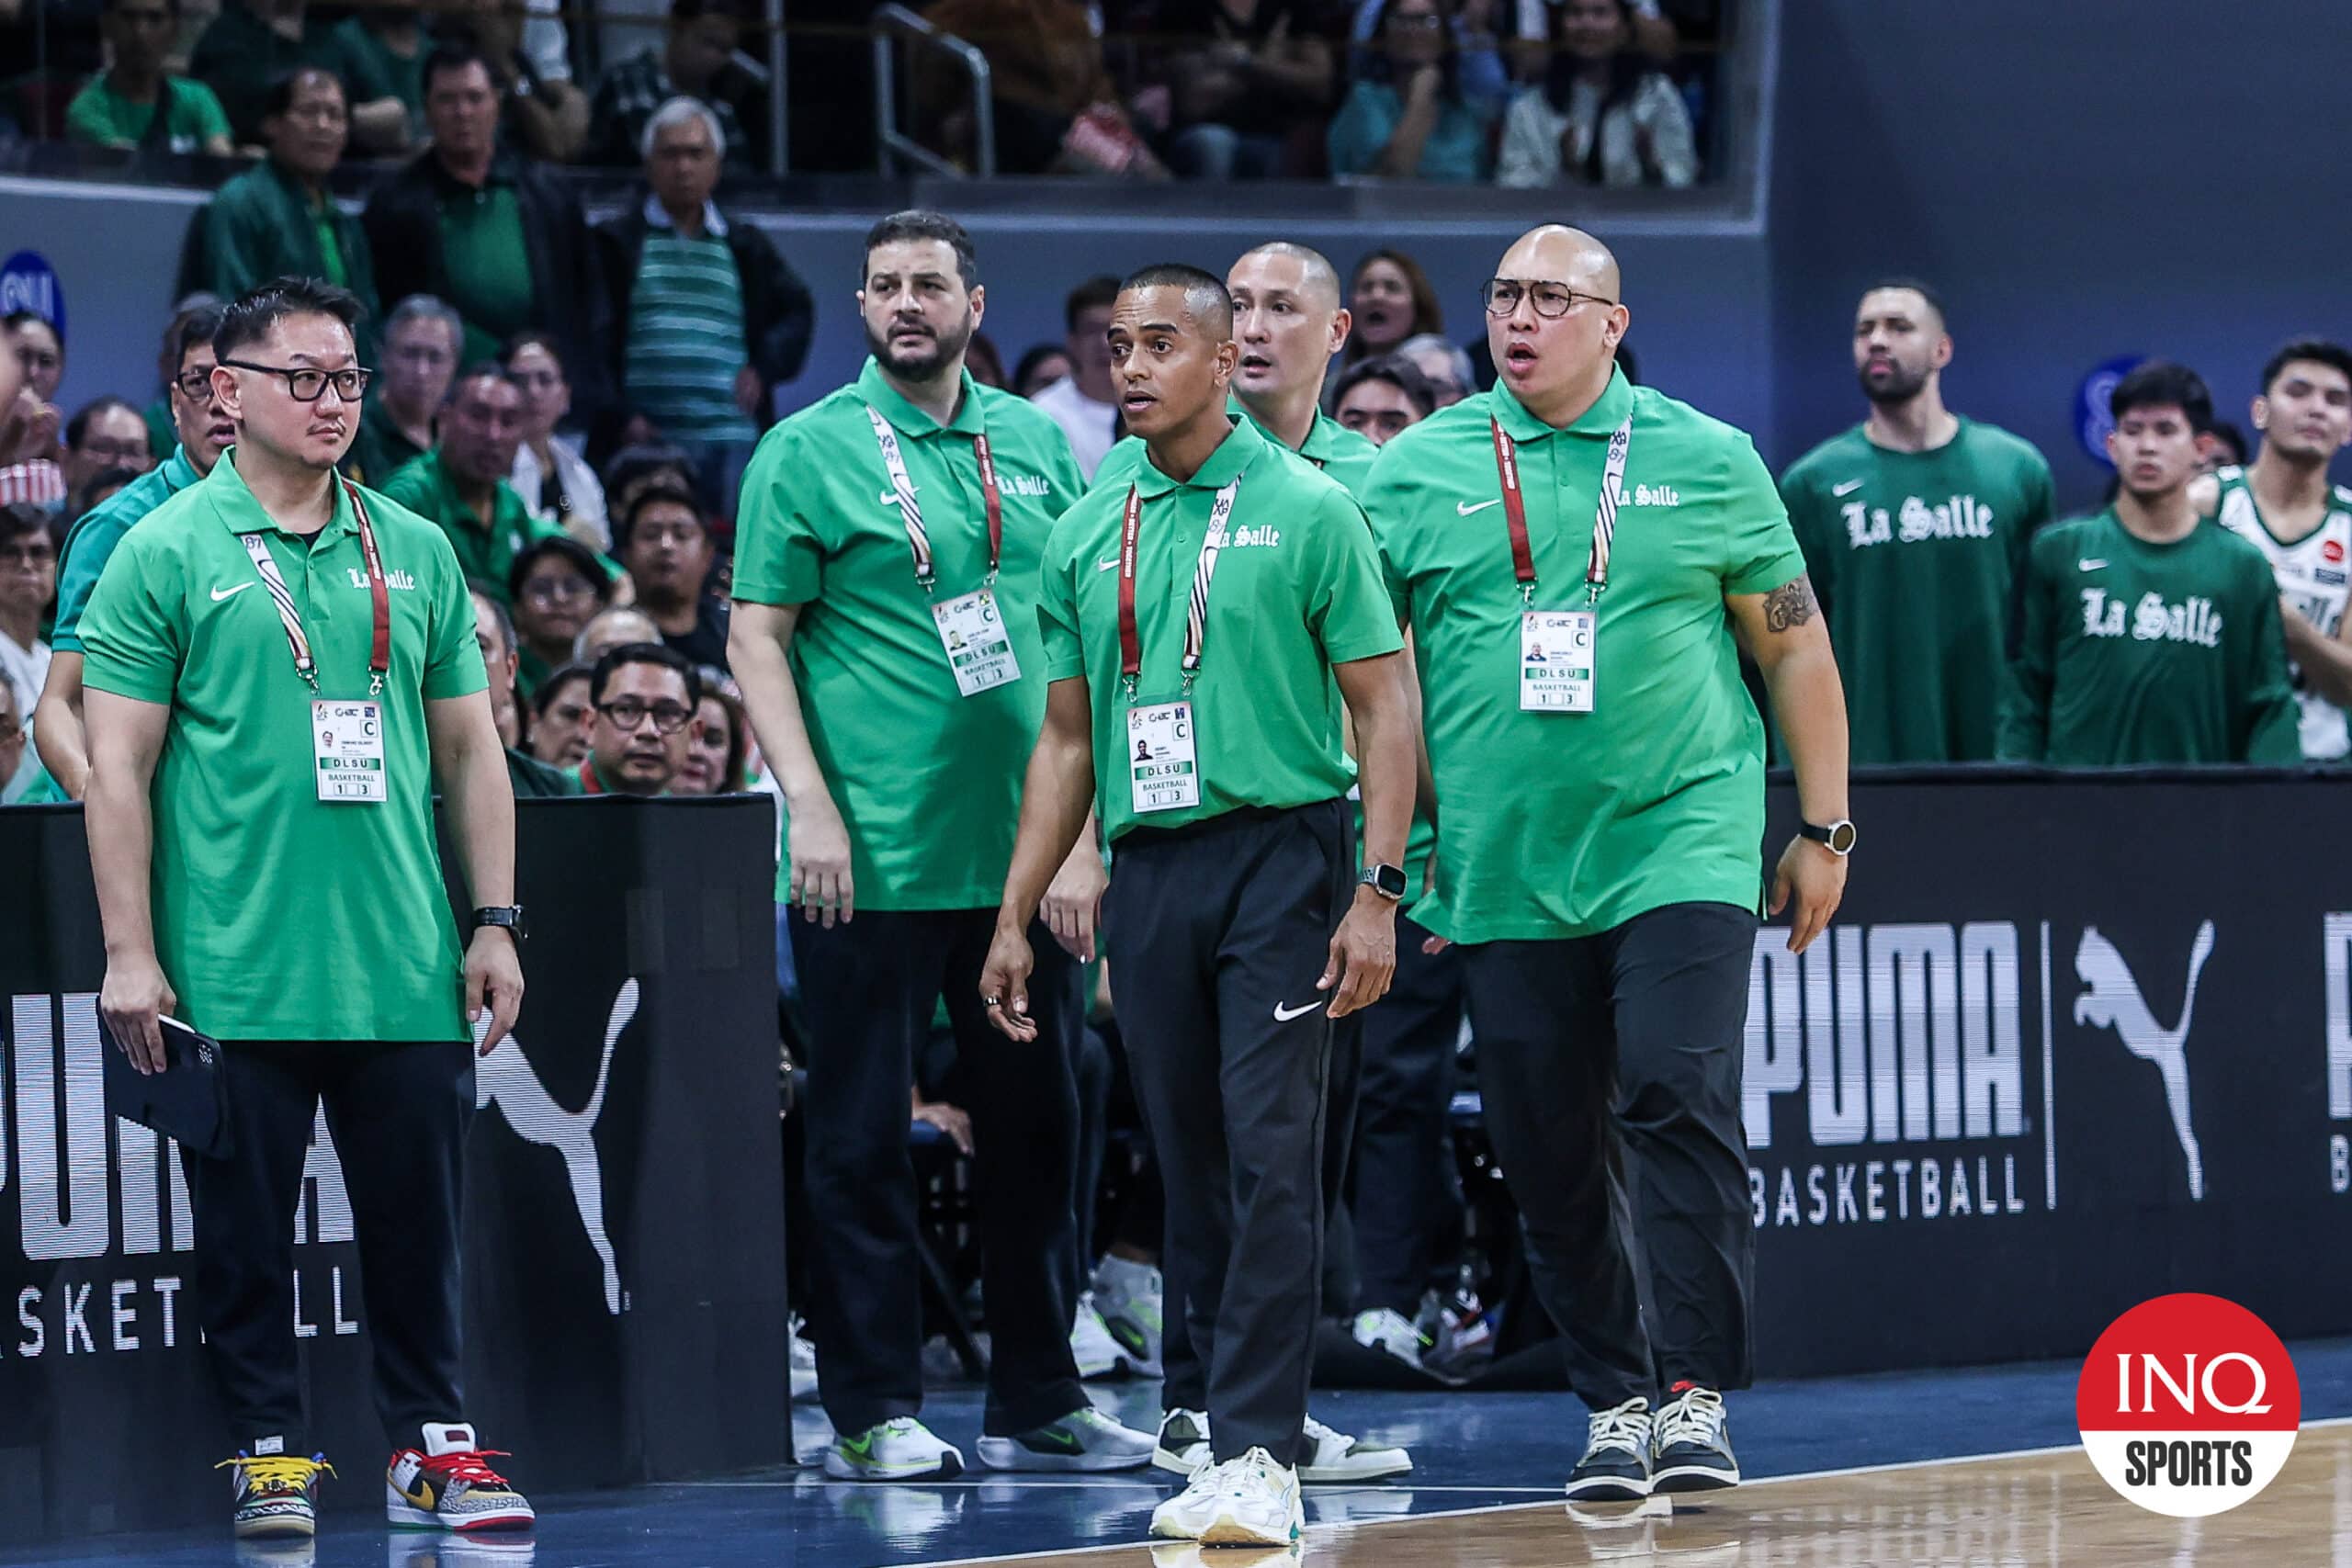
[1365,225,1853,1503]
[64,0,233,154]
[1779,279,2054,762]
[33,301,236,798]
[729,210,1153,1483]
[379,366,571,599]
[2002,361,2299,766]
[981,264,1415,1550]
[76,279,534,1542]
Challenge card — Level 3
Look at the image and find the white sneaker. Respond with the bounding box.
[823,1416,966,1482]
[1091,1255,1164,1379]
[1152,1408,1211,1477]
[1299,1414,1413,1483]
[1149,1448,1304,1548]
[1350,1308,1430,1369]
[789,1319,819,1404]
[1070,1294,1125,1380]
[976,1406,1157,1472]
[1149,1541,1305,1567]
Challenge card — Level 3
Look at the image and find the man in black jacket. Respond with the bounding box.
[594,96,812,517]
[363,46,610,423]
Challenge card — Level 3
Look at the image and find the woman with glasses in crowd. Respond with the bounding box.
[508,536,614,701]
[1328,0,1496,183]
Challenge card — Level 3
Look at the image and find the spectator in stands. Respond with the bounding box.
[471,581,582,795]
[1030,275,1122,479]
[10,314,62,406]
[1014,344,1071,400]
[578,641,697,794]
[589,0,750,167]
[0,670,64,804]
[446,0,592,163]
[189,0,407,150]
[1331,352,1437,444]
[0,502,54,746]
[507,533,612,698]
[1395,331,1473,406]
[920,0,1167,176]
[379,363,572,595]
[1348,0,1510,109]
[1329,0,1496,182]
[194,69,380,344]
[1155,0,1336,180]
[527,661,594,767]
[334,2,428,140]
[77,466,142,518]
[364,47,610,409]
[618,482,728,669]
[1337,249,1442,382]
[67,0,235,153]
[574,604,662,664]
[503,333,609,546]
[2201,420,2249,474]
[349,294,460,487]
[62,397,153,501]
[967,332,1008,390]
[1497,0,1694,188]
[2002,362,2300,767]
[141,294,220,461]
[602,442,700,523]
[0,317,64,513]
[675,677,748,794]
[596,96,815,513]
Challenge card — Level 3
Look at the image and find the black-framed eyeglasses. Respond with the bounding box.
[218,360,374,402]
[597,698,694,734]
[172,367,221,401]
[1482,279,1618,319]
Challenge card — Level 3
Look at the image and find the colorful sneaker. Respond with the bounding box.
[1351,1308,1430,1370]
[1298,1414,1413,1483]
[977,1405,1157,1472]
[1150,1447,1303,1548]
[824,1416,966,1482]
[1091,1255,1164,1379]
[1650,1382,1739,1494]
[386,1423,536,1531]
[1070,1293,1125,1381]
[1152,1407,1211,1478]
[219,1450,334,1540]
[1564,1397,1653,1502]
[790,1318,820,1404]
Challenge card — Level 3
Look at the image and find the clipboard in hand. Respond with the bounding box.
[101,1014,233,1160]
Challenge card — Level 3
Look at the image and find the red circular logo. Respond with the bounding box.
[2077,1293,2300,1517]
[2324,538,2345,564]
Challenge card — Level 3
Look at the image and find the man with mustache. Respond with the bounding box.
[729,210,1154,1482]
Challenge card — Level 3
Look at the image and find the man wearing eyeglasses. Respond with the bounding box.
[1362,225,1852,1504]
[575,640,694,795]
[74,277,536,1542]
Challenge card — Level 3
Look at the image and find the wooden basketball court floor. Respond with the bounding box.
[945,1421,2352,1568]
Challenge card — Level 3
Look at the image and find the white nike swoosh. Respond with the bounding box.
[1832,479,1865,497]
[1456,499,1503,516]
[209,582,254,602]
[1097,557,1121,572]
[2079,558,2107,571]
[880,488,910,506]
[1272,999,1327,1022]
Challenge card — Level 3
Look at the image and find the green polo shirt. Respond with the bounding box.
[75,451,487,1043]
[51,446,204,654]
[1042,416,1401,845]
[508,746,581,797]
[345,400,429,490]
[437,182,537,367]
[1093,394,1379,496]
[732,359,1087,909]
[64,73,232,152]
[187,0,395,145]
[379,450,567,604]
[1365,371,1804,942]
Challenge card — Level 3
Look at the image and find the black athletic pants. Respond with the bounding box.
[1347,919,1467,1318]
[1105,800,1349,1468]
[188,1040,474,1458]
[1457,901,1757,1408]
[790,908,1087,1439]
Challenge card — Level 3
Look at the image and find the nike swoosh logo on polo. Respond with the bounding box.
[1272,999,1326,1022]
[209,582,254,602]
[2079,558,2107,571]
[1832,479,1865,497]
[1456,499,1502,516]
[880,488,910,507]
[1097,557,1121,572]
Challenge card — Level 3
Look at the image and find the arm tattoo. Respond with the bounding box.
[1762,576,1818,634]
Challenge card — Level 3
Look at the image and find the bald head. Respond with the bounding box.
[1498,224,1622,304]
[1489,225,1630,425]
[1233,243,1342,310]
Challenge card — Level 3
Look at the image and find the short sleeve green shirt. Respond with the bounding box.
[731,360,1087,909]
[51,446,202,654]
[379,450,565,601]
[64,73,232,151]
[1041,416,1402,845]
[1093,395,1379,497]
[1366,371,1804,942]
[76,452,488,1043]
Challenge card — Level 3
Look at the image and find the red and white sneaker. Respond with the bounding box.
[386,1423,536,1531]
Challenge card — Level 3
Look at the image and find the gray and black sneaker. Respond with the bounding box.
[1153,1408,1212,1478]
[1563,1397,1653,1502]
[977,1407,1157,1472]
[1650,1383,1738,1494]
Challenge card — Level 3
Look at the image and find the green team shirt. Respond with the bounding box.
[1779,419,2053,763]
[1366,370,1804,943]
[64,73,231,152]
[1041,416,1402,845]
[1999,512,2300,766]
[379,450,568,602]
[76,451,488,1043]
[51,446,203,653]
[732,360,1086,909]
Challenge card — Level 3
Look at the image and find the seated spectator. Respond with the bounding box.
[0,665,64,805]
[527,660,595,767]
[1154,0,1335,180]
[1328,0,1496,183]
[470,581,583,794]
[9,314,63,407]
[674,676,747,794]
[1349,0,1510,109]
[364,47,610,407]
[504,333,610,546]
[62,397,153,501]
[1497,0,1694,188]
[333,2,428,139]
[595,96,814,514]
[349,293,460,487]
[1013,343,1071,400]
[379,362,577,595]
[1029,275,1121,479]
[507,532,613,698]
[1331,351,1438,444]
[577,641,698,795]
[446,0,592,163]
[617,482,728,669]
[188,0,407,151]
[919,0,1168,176]
[1336,247,1442,384]
[67,0,234,154]
[967,332,1008,390]
[1396,331,1474,405]
[0,502,54,739]
[0,320,64,513]
[192,69,380,344]
[602,442,700,524]
[589,0,751,167]
[575,604,662,664]
[75,466,144,522]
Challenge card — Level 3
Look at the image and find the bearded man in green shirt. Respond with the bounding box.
[1365,225,1853,1504]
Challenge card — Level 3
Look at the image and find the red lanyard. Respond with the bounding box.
[972,431,1003,579]
[239,477,391,696]
[579,758,605,795]
[1117,486,1145,684]
[870,407,1003,587]
[1115,477,1244,694]
[1489,414,1634,606]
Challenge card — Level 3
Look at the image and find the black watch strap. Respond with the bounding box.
[474,905,527,939]
[1799,819,1858,856]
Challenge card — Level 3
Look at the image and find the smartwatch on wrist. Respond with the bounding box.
[1798,819,1858,857]
[1360,863,1408,901]
[474,905,528,941]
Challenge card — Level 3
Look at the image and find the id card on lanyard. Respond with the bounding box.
[240,477,393,802]
[1492,413,1630,714]
[1117,476,1241,814]
[868,406,1020,696]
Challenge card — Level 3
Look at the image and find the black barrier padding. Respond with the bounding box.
[0,796,789,1544]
